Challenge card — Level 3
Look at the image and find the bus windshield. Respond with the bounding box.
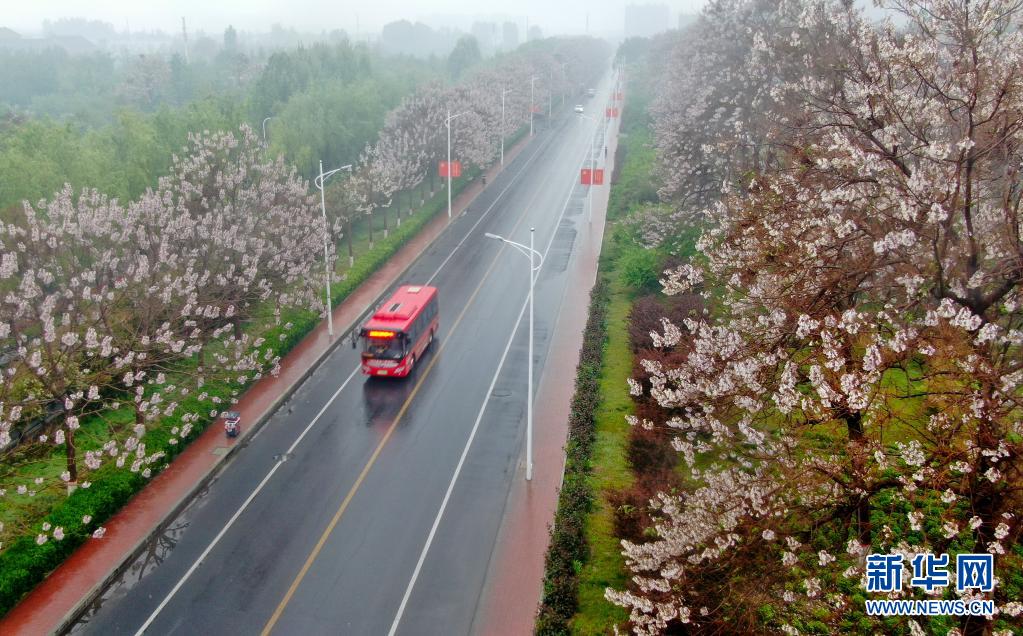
[362,331,406,360]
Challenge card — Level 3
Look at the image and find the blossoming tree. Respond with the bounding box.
[608,0,1023,633]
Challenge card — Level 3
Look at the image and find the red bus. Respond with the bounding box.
[358,285,438,377]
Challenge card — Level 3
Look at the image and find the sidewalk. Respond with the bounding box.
[0,136,533,636]
[475,85,622,635]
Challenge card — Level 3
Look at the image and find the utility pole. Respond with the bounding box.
[181,17,189,64]
[530,76,536,136]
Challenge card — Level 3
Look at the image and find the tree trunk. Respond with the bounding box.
[845,411,871,542]
[960,420,1002,636]
[347,216,354,266]
[846,410,864,442]
[65,423,78,489]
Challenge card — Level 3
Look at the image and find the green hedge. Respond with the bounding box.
[536,277,610,634]
[0,150,492,619]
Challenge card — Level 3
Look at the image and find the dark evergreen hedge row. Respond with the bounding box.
[535,277,610,634]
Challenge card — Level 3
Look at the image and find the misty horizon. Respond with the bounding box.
[3,0,706,39]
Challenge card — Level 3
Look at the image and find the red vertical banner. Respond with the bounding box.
[593,168,604,185]
[605,107,612,118]
[580,168,592,185]
[439,161,462,177]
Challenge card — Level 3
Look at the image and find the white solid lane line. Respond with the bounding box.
[133,126,560,633]
[387,135,596,636]
[134,366,360,636]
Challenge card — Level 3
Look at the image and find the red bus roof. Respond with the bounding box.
[363,285,437,335]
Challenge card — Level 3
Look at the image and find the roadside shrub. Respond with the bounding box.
[536,278,609,635]
[0,466,143,616]
[626,424,678,476]
[627,292,703,352]
[608,471,678,544]
[618,247,661,293]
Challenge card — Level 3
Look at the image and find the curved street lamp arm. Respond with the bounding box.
[484,233,544,271]
[315,163,354,190]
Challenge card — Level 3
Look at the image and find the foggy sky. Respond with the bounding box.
[6,0,707,37]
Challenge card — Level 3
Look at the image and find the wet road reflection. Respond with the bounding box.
[70,512,194,633]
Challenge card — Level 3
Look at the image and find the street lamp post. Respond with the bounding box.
[315,161,353,337]
[529,75,537,136]
[446,109,469,218]
[262,116,273,144]
[484,229,543,481]
[501,87,514,166]
[559,62,568,107]
[548,70,553,119]
[577,112,600,225]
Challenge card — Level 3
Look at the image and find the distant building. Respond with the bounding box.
[678,14,698,30]
[527,25,542,42]
[625,3,670,38]
[502,21,519,51]
[470,21,498,52]
[0,27,98,55]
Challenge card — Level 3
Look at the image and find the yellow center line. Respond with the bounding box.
[261,212,533,635]
[261,118,580,633]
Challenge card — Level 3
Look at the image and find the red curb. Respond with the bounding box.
[475,101,622,636]
[0,135,534,636]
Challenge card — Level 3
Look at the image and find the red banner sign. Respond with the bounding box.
[593,168,604,185]
[605,107,619,118]
[580,168,591,185]
[439,161,462,178]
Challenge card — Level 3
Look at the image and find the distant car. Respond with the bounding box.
[586,88,596,97]
[574,104,584,113]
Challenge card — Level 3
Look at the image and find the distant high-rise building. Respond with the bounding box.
[502,21,519,50]
[527,25,542,42]
[471,21,497,52]
[624,3,670,38]
[678,13,698,30]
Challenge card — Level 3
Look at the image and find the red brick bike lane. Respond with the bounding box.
[0,137,533,636]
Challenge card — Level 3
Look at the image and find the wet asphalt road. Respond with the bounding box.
[73,76,611,636]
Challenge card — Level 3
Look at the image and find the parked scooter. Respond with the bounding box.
[223,411,241,438]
